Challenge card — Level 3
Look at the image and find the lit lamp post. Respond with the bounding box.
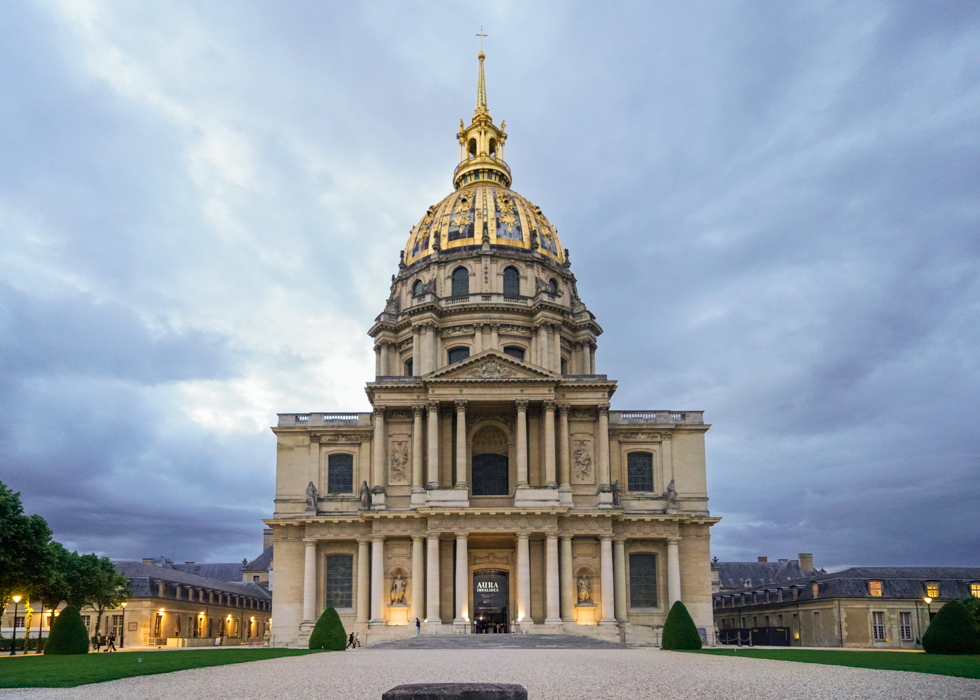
[120,603,126,649]
[9,595,22,656]
[923,596,932,625]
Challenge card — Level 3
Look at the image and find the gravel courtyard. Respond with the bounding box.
[3,648,978,700]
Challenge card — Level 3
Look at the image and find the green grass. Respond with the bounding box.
[0,648,325,688]
[692,648,980,679]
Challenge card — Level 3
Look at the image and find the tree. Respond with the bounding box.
[32,543,71,626]
[0,481,52,610]
[661,600,703,650]
[87,557,133,638]
[43,606,90,655]
[960,596,980,629]
[308,607,347,650]
[922,600,980,655]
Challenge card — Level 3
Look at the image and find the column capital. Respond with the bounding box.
[357,538,371,545]
[599,534,613,542]
[557,404,570,416]
[454,398,468,412]
[411,534,425,543]
[666,536,681,545]
[660,432,672,441]
[515,399,529,412]
[489,322,500,332]
[413,324,423,335]
[427,400,440,412]
[549,322,562,332]
[374,346,382,355]
[377,339,391,348]
[373,405,386,417]
[597,404,610,416]
[559,534,573,542]
[542,400,557,412]
[303,538,318,545]
[426,531,442,540]
[309,434,322,443]
[372,533,386,542]
[473,322,484,331]
[613,536,628,543]
[455,532,468,541]
[516,532,530,540]
[412,404,426,417]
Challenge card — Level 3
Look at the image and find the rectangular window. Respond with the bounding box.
[153,614,162,637]
[327,453,354,494]
[777,614,783,626]
[971,583,980,598]
[872,611,885,641]
[813,611,820,635]
[82,615,91,630]
[764,615,770,627]
[14,616,25,628]
[110,614,123,637]
[926,582,939,598]
[869,580,882,597]
[325,554,354,609]
[628,553,658,607]
[626,452,654,492]
[900,612,912,641]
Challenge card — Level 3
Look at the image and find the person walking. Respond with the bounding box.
[346,632,355,649]
[104,634,117,652]
[415,617,421,636]
[354,632,361,648]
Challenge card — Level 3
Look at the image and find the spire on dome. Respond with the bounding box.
[455,46,511,190]
[476,50,488,114]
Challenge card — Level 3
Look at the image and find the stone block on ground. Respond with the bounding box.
[383,683,528,700]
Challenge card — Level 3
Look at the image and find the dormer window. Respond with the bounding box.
[811,582,820,598]
[925,582,939,598]
[971,583,980,598]
[869,581,882,597]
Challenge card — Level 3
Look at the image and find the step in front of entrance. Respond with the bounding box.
[365,634,627,650]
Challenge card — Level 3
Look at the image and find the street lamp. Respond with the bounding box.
[9,595,22,656]
[120,603,127,649]
[923,596,932,624]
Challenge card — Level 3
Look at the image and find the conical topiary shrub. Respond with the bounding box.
[661,600,702,650]
[44,606,90,655]
[308,606,347,651]
[922,600,980,655]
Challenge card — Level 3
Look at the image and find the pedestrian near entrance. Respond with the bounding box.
[346,632,355,649]
[104,634,117,652]
[416,618,421,636]
[354,632,361,648]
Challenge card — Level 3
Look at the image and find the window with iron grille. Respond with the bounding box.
[872,611,885,641]
[629,553,658,608]
[327,453,354,494]
[325,554,353,609]
[900,612,912,640]
[503,266,520,297]
[869,580,882,597]
[451,267,469,297]
[627,452,654,492]
[503,346,524,361]
[447,347,470,364]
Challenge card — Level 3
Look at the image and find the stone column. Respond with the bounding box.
[370,536,385,624]
[379,341,390,376]
[545,534,561,625]
[302,540,316,623]
[599,537,615,625]
[424,323,436,374]
[517,533,531,624]
[543,400,557,488]
[597,405,611,489]
[308,435,320,489]
[454,533,469,626]
[558,405,571,489]
[667,538,681,608]
[489,322,499,350]
[473,323,483,354]
[613,538,628,623]
[550,323,561,373]
[560,535,574,623]
[455,399,468,489]
[412,405,424,492]
[426,534,441,622]
[589,342,596,374]
[412,326,421,376]
[426,401,440,489]
[412,535,424,624]
[536,324,549,368]
[372,406,386,495]
[515,400,529,487]
[356,539,370,623]
[374,345,381,376]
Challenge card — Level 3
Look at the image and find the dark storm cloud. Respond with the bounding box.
[0,1,977,568]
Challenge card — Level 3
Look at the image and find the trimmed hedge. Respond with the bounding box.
[44,606,90,655]
[923,600,980,655]
[661,600,702,650]
[308,606,347,651]
[0,637,44,652]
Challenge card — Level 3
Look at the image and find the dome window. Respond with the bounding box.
[468,138,477,158]
[447,347,470,365]
[451,267,470,298]
[413,280,425,297]
[503,346,524,361]
[503,266,520,297]
[548,278,559,295]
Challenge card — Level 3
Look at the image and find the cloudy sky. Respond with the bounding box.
[1,1,977,570]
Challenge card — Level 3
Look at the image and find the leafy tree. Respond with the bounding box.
[308,607,347,650]
[87,557,133,638]
[43,606,90,655]
[960,596,980,629]
[922,600,980,655]
[661,600,703,650]
[32,543,71,627]
[0,481,52,610]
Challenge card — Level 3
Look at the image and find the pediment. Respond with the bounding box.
[426,350,559,382]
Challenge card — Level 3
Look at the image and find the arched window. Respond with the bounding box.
[325,554,353,608]
[472,425,509,495]
[468,138,477,158]
[327,453,354,494]
[452,267,469,297]
[627,451,653,492]
[561,357,568,375]
[503,266,520,297]
[404,358,413,377]
[489,138,497,157]
[503,346,524,361]
[548,278,558,294]
[447,347,470,364]
[412,280,425,297]
[629,553,658,608]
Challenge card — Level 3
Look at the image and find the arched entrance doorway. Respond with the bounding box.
[471,425,509,495]
[473,569,509,633]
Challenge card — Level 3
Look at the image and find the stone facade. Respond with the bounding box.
[267,51,719,647]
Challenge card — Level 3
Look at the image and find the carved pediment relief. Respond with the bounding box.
[427,350,558,382]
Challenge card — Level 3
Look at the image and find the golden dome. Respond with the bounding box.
[404,183,565,266]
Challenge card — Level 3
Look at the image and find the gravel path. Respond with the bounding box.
[2,648,978,700]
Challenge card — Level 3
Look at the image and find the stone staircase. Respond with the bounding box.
[365,633,626,650]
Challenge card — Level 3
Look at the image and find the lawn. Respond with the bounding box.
[693,648,980,680]
[0,648,325,688]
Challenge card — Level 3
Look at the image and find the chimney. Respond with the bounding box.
[263,528,274,551]
[757,556,768,563]
[799,553,814,571]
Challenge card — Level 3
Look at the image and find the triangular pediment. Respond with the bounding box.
[426,349,559,382]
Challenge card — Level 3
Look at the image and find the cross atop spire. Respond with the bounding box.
[476,27,487,52]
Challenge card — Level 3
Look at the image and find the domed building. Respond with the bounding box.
[268,52,718,646]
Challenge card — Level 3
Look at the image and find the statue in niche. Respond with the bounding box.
[576,575,594,605]
[665,479,678,513]
[390,573,407,606]
[359,481,371,509]
[611,480,622,506]
[305,482,318,512]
